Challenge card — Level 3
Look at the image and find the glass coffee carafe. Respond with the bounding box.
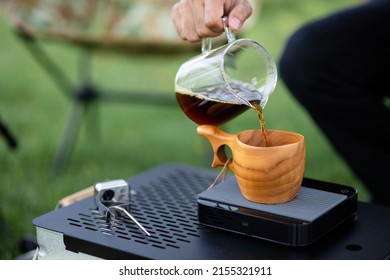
[175,17,277,126]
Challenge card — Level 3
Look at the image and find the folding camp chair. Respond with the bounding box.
[0,114,17,150]
[7,0,259,175]
[7,0,196,175]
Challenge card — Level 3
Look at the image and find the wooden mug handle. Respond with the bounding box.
[197,125,235,167]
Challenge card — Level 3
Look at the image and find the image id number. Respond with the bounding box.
[212,266,272,276]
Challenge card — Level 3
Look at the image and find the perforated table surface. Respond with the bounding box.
[33,163,390,259]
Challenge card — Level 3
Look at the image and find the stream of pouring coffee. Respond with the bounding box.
[253,103,270,147]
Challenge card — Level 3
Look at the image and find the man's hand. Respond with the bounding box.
[171,0,253,42]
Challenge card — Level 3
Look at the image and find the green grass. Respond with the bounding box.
[0,0,365,259]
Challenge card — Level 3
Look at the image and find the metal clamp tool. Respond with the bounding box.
[94,179,150,236]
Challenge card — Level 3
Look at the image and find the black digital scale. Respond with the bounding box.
[198,176,357,246]
[32,163,390,259]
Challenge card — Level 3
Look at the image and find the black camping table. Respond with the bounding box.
[33,163,390,260]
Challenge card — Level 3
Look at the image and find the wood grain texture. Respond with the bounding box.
[197,125,306,204]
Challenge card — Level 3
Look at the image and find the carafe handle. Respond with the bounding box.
[197,125,235,167]
[201,17,236,54]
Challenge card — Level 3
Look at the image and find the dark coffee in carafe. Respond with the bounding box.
[176,82,270,146]
[176,82,261,126]
[175,93,249,126]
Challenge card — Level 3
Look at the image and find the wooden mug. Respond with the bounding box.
[197,125,306,204]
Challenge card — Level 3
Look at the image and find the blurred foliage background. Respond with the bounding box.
[0,0,364,259]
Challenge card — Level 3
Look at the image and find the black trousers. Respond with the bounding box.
[279,0,390,206]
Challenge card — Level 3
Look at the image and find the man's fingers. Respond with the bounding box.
[204,0,225,33]
[172,1,202,42]
[227,0,253,31]
[171,0,253,42]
